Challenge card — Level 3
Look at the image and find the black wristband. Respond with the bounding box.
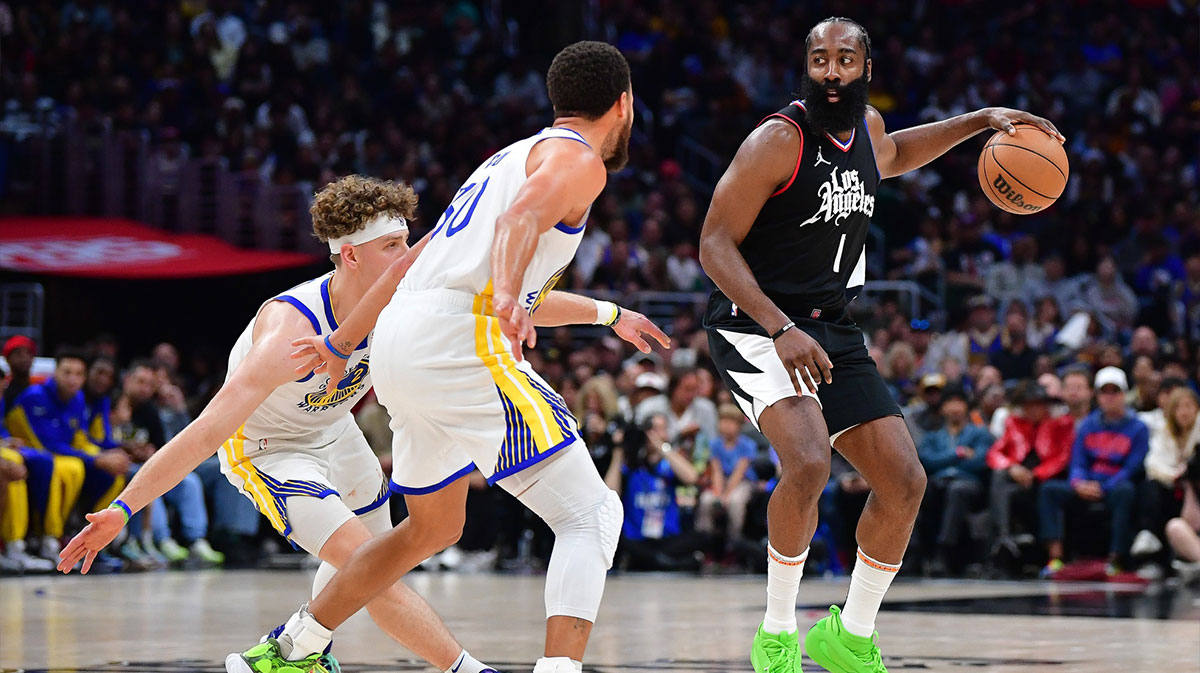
[770,321,796,341]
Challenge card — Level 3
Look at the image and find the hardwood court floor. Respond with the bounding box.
[2,570,1198,673]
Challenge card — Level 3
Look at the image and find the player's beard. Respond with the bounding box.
[602,115,632,172]
[799,73,869,135]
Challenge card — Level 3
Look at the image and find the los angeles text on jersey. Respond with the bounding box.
[298,358,370,413]
[801,167,875,226]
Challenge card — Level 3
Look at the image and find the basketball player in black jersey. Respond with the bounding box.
[700,17,1062,673]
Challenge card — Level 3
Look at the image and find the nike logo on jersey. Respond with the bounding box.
[800,167,875,226]
[814,146,831,167]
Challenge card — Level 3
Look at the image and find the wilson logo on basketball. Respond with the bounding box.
[990,174,1042,212]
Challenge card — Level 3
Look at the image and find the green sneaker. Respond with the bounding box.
[225,639,334,673]
[750,623,802,673]
[803,606,887,673]
[156,537,190,563]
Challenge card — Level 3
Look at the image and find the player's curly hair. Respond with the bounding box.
[546,41,631,120]
[310,175,418,247]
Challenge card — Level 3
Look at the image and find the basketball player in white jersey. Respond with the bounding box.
[55,176,501,673]
[232,42,660,673]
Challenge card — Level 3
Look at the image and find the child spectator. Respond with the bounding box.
[695,405,758,549]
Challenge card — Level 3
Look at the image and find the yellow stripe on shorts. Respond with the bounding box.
[472,291,566,454]
[222,425,287,534]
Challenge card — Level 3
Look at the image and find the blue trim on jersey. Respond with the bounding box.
[486,435,577,485]
[276,295,321,333]
[389,463,476,495]
[553,220,587,234]
[351,481,391,516]
[320,276,370,351]
[275,295,321,382]
[537,127,592,147]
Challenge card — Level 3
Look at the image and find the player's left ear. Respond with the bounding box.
[865,59,872,83]
[341,244,359,270]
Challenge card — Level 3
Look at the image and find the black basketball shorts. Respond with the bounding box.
[707,316,901,442]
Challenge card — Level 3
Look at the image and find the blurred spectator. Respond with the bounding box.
[1080,258,1140,330]
[2,336,36,408]
[917,387,993,574]
[1039,367,1148,575]
[986,382,1074,567]
[6,348,130,564]
[606,415,708,571]
[633,368,717,449]
[989,300,1039,382]
[695,405,756,550]
[903,373,945,447]
[1131,387,1198,562]
[1165,454,1200,584]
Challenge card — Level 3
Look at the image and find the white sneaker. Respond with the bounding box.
[0,552,20,574]
[1131,529,1163,557]
[6,540,54,573]
[39,535,61,561]
[1172,559,1200,585]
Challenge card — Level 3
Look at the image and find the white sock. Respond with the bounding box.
[841,548,901,638]
[532,657,581,673]
[277,605,333,660]
[763,543,808,634]
[445,650,490,673]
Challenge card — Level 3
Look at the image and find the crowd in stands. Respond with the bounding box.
[2,2,1200,581]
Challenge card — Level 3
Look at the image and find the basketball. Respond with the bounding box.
[978,124,1069,214]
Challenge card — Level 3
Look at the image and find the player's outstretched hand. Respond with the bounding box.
[612,309,671,354]
[773,327,833,396]
[57,508,125,574]
[494,295,536,362]
[289,334,349,381]
[982,107,1064,142]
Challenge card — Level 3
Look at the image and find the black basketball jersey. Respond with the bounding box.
[705,100,880,333]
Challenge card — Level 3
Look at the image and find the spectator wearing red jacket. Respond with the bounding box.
[987,382,1075,557]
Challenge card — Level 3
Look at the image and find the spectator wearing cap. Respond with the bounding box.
[986,382,1075,564]
[903,373,946,449]
[1130,386,1199,563]
[2,335,36,409]
[5,347,125,561]
[917,387,994,574]
[695,404,758,549]
[1039,366,1148,575]
[989,300,1040,382]
[633,368,718,450]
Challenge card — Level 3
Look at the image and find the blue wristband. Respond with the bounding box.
[109,499,132,524]
[325,335,352,359]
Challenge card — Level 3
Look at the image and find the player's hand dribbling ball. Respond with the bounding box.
[978,123,1069,214]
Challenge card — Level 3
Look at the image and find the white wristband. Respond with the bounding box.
[592,299,619,326]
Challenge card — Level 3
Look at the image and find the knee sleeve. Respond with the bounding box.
[284,494,356,557]
[312,560,336,600]
[510,446,623,622]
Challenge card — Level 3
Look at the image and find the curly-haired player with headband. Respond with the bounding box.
[57,175,502,673]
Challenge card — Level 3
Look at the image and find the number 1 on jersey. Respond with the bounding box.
[833,233,847,273]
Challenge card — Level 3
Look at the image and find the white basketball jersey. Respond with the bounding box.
[220,272,372,466]
[400,127,592,313]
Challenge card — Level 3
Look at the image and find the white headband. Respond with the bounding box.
[328,214,409,254]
